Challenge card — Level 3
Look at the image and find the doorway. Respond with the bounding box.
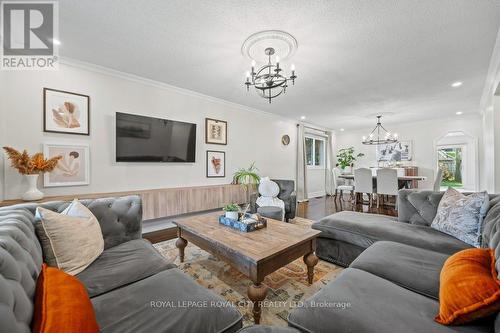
[437,145,465,189]
[435,131,477,191]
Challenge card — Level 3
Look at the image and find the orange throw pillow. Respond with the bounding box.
[32,264,100,333]
[436,248,500,325]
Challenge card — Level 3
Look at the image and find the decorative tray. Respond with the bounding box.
[218,213,267,232]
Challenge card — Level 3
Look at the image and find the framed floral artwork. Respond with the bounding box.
[43,143,90,187]
[43,88,90,135]
[206,150,225,178]
[205,118,227,145]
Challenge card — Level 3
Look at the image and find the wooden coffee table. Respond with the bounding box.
[174,212,321,324]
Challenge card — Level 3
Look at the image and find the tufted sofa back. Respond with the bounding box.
[0,195,142,333]
[398,189,500,278]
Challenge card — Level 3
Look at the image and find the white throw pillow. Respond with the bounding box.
[35,200,104,275]
[430,188,489,247]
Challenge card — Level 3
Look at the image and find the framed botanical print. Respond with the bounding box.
[43,143,90,187]
[205,118,227,145]
[44,88,90,135]
[206,150,225,178]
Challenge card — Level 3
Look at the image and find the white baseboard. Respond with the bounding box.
[307,191,326,198]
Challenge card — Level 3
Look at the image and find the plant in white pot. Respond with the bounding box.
[3,147,62,201]
[223,203,240,220]
[336,147,364,173]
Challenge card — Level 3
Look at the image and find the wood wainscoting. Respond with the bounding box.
[0,184,250,220]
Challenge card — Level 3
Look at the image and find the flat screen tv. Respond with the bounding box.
[116,112,196,162]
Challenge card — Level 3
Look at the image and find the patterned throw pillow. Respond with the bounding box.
[431,188,489,247]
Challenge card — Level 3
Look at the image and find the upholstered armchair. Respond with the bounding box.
[249,179,297,222]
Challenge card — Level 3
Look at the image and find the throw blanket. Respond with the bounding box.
[256,178,285,221]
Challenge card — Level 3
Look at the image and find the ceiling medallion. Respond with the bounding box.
[242,31,298,103]
[362,116,398,145]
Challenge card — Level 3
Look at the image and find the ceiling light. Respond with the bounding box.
[451,81,462,87]
[244,47,297,103]
[456,111,463,115]
[300,116,306,120]
[340,128,345,132]
[51,38,61,46]
[362,116,398,145]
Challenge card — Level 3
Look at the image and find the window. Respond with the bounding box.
[305,136,325,167]
[437,146,464,189]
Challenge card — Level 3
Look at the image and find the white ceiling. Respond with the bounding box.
[59,0,500,130]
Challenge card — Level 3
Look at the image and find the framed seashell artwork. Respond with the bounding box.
[206,150,225,178]
[43,88,90,135]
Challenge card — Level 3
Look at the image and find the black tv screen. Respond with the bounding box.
[116,112,196,162]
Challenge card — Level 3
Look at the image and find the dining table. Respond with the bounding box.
[338,174,427,189]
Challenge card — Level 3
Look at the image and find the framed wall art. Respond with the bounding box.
[44,88,90,135]
[205,118,227,145]
[43,143,90,187]
[206,150,225,178]
[376,140,413,162]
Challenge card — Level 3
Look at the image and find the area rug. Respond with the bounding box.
[153,217,343,326]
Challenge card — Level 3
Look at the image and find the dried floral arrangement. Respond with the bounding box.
[3,147,62,175]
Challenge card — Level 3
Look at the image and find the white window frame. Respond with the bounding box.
[305,135,326,169]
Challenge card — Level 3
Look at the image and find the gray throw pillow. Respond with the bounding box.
[431,188,489,247]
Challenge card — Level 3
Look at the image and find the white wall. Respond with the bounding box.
[334,115,485,191]
[0,62,297,200]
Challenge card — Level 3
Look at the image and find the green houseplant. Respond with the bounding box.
[336,147,364,170]
[232,162,260,187]
[223,203,240,220]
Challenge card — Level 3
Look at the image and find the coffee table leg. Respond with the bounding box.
[175,236,187,263]
[248,283,267,324]
[303,252,319,284]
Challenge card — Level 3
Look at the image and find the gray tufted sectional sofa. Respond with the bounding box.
[287,189,500,333]
[0,195,242,333]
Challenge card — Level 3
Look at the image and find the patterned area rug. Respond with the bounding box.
[153,217,343,327]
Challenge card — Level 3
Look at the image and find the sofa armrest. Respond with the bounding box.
[287,191,297,221]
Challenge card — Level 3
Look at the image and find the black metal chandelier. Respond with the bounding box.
[244,47,297,103]
[362,115,398,145]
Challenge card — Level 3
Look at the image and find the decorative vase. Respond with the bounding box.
[225,211,239,220]
[22,174,44,201]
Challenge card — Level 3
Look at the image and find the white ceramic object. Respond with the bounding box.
[22,174,44,201]
[225,211,239,220]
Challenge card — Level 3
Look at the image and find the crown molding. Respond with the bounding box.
[59,57,302,124]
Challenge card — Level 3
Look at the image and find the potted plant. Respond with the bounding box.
[232,162,260,187]
[3,147,62,201]
[223,203,240,220]
[336,147,364,173]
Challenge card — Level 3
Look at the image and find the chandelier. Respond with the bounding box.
[244,47,297,103]
[362,115,398,145]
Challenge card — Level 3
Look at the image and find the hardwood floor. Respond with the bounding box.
[296,195,397,221]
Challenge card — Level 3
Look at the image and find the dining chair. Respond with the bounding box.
[332,168,354,201]
[354,168,375,206]
[376,168,399,208]
[433,169,443,191]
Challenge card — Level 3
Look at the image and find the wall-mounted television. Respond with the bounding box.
[116,112,196,162]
